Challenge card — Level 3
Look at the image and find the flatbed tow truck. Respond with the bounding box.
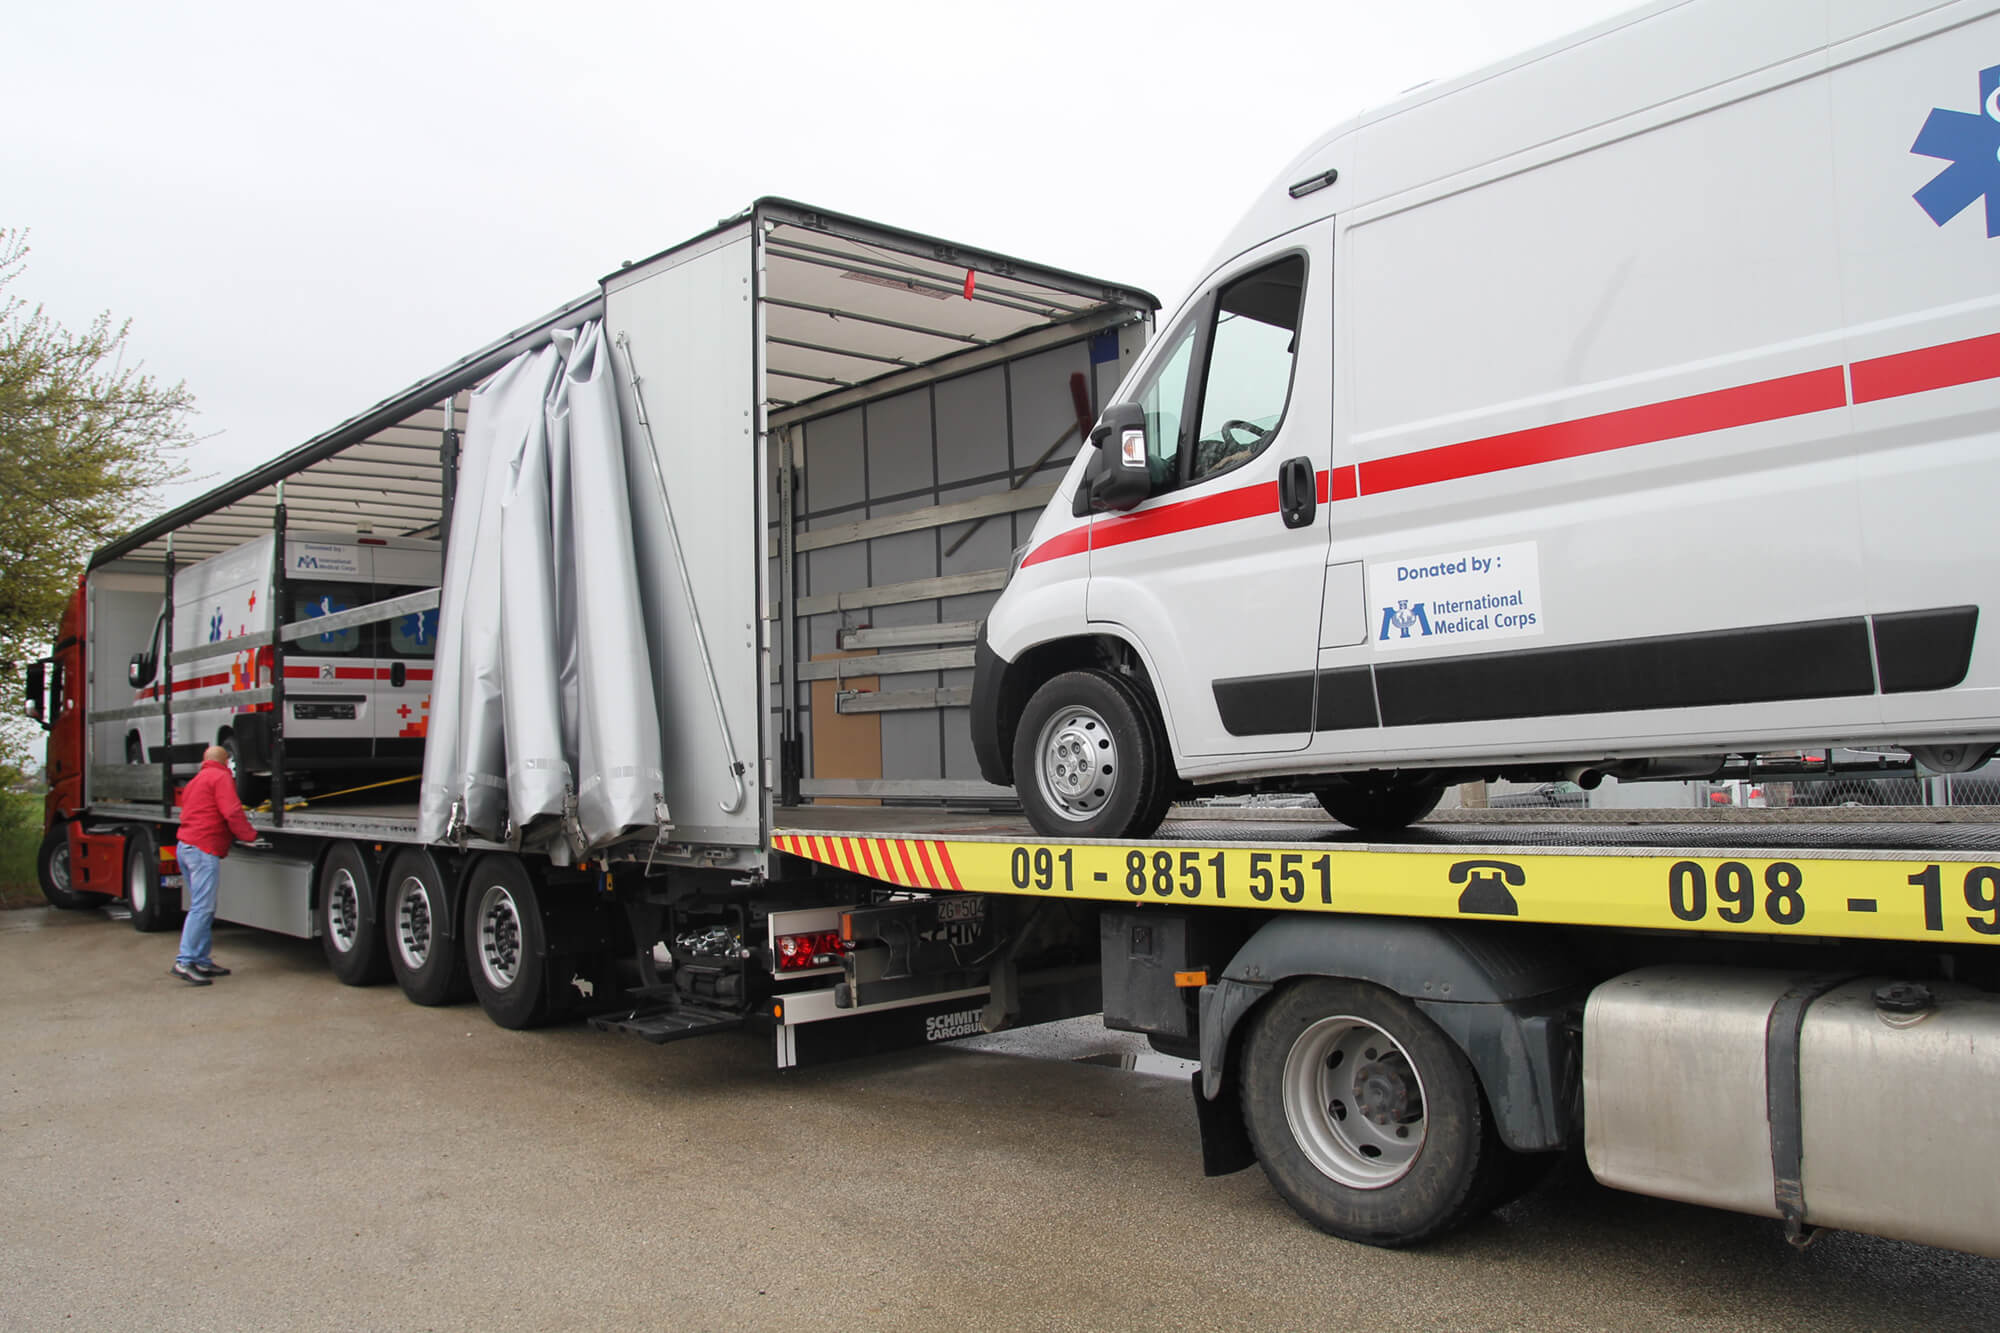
[26,199,2000,1256]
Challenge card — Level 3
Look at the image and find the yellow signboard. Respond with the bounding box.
[771,830,2000,948]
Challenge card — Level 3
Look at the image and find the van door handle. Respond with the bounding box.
[390,661,407,688]
[1278,457,1316,529]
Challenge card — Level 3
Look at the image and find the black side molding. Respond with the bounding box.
[1874,605,1979,694]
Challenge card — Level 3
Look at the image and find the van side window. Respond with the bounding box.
[292,584,361,655]
[1137,318,1198,489]
[1191,255,1305,482]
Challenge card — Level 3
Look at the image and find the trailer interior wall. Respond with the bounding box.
[773,314,1147,804]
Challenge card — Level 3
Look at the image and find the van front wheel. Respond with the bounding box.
[1013,670,1170,839]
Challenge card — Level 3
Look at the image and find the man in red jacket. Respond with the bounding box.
[171,745,259,985]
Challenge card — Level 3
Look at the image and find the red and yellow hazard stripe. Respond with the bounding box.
[771,833,965,892]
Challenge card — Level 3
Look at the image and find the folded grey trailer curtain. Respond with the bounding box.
[417,322,668,857]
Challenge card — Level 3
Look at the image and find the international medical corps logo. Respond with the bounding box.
[1912,65,2000,237]
[1379,598,1432,641]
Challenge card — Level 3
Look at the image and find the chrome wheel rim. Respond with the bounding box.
[1032,704,1119,822]
[49,841,71,894]
[392,875,432,969]
[476,884,523,990]
[1282,1015,1428,1189]
[325,867,361,954]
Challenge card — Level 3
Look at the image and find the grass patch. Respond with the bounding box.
[0,790,45,909]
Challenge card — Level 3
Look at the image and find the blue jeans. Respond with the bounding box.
[176,843,220,968]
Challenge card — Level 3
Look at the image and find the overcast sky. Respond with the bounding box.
[8,0,1632,515]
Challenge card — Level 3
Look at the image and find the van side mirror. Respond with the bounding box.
[128,651,151,689]
[1078,403,1152,515]
[24,660,45,727]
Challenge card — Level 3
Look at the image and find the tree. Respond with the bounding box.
[0,228,194,755]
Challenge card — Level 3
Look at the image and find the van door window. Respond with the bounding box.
[291,584,362,655]
[1191,255,1306,482]
[1136,318,1198,490]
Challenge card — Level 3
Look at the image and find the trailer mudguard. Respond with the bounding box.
[1198,915,1583,1155]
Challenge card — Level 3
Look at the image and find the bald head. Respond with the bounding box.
[204,745,231,765]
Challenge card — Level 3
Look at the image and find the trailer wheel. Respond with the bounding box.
[1012,669,1172,839]
[317,842,390,986]
[1240,978,1504,1247]
[385,850,469,1006]
[464,855,550,1030]
[1313,779,1445,833]
[125,827,177,933]
[38,823,110,910]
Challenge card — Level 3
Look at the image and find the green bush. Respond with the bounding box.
[0,789,43,909]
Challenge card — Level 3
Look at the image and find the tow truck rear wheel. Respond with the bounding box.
[464,854,551,1030]
[1013,669,1172,839]
[124,827,177,933]
[385,849,469,1006]
[317,842,390,986]
[1313,779,1445,833]
[1240,977,1505,1247]
[38,823,110,910]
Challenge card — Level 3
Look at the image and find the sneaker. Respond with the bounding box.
[170,963,213,987]
[191,962,231,977]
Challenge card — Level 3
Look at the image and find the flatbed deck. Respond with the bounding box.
[770,808,2000,949]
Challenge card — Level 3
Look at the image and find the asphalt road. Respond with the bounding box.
[5,905,1999,1333]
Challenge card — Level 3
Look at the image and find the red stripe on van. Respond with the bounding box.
[1850,331,2000,404]
[1359,367,1848,496]
[1021,469,1346,569]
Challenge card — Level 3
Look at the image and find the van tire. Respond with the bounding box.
[222,736,269,808]
[1314,780,1445,833]
[317,842,390,986]
[1013,669,1172,839]
[1101,671,1178,831]
[463,854,551,1030]
[38,823,110,910]
[385,850,469,1006]
[1240,977,1504,1247]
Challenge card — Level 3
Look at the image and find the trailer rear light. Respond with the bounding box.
[775,930,847,971]
[158,846,178,869]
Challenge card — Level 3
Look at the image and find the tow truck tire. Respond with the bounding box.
[1313,780,1445,833]
[1240,977,1504,1247]
[1013,669,1172,839]
[38,823,110,910]
[385,850,469,1007]
[317,842,390,986]
[125,827,177,933]
[463,854,551,1030]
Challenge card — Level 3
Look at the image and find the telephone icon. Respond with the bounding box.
[1448,859,1524,916]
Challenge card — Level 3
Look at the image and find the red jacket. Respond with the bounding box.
[177,760,257,856]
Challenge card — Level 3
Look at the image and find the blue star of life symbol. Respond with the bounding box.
[208,607,224,642]
[1912,65,2000,237]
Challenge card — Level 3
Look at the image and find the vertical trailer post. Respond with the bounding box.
[160,537,175,814]
[269,484,288,826]
[776,428,801,806]
[439,396,459,561]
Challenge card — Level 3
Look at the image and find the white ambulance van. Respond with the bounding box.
[972,0,2000,836]
[120,533,440,799]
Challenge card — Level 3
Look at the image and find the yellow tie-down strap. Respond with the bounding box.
[769,830,2000,947]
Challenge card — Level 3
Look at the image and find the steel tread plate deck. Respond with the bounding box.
[770,817,2000,948]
